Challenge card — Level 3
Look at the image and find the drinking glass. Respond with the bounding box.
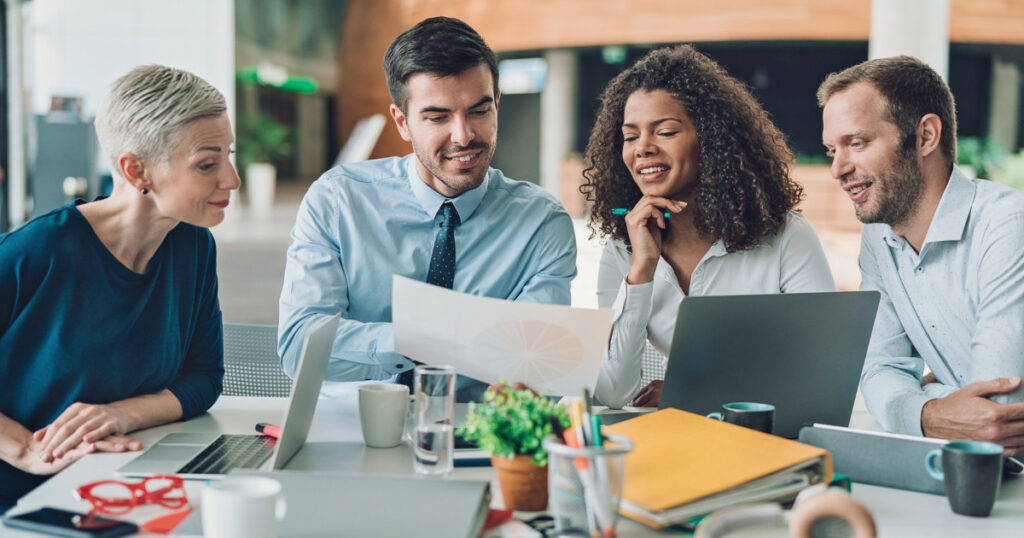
[413,365,456,475]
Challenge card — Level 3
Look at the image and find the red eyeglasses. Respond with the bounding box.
[75,475,188,515]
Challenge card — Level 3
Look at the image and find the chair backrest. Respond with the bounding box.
[640,341,667,387]
[222,323,293,397]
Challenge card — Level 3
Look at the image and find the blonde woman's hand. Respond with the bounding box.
[34,402,131,463]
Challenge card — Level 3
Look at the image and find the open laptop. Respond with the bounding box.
[117,314,340,479]
[656,291,880,438]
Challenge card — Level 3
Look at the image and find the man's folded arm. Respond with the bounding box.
[858,237,933,436]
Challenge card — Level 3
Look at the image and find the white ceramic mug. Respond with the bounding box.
[358,383,410,448]
[201,476,286,538]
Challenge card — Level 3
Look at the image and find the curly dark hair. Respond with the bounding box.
[580,45,803,252]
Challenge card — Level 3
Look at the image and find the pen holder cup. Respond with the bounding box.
[543,434,634,538]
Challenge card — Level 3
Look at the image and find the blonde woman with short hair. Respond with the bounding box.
[0,65,238,510]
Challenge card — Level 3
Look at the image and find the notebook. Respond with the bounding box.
[659,291,880,438]
[173,470,491,538]
[604,408,832,528]
[117,314,340,479]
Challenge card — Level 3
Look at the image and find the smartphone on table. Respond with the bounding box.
[2,506,137,538]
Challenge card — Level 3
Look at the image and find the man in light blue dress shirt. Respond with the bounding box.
[819,56,1024,453]
[278,17,577,402]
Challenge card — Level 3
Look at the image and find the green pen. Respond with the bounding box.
[611,207,672,218]
[590,414,603,447]
[581,388,603,447]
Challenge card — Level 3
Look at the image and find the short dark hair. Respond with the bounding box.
[817,55,957,165]
[383,17,499,113]
[581,45,803,252]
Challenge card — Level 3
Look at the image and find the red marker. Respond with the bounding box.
[255,422,281,439]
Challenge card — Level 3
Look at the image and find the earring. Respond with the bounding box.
[141,188,149,195]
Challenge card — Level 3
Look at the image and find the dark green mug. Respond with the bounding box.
[707,402,775,434]
[926,440,1003,517]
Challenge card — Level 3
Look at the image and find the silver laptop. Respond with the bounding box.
[659,291,880,438]
[117,314,340,479]
[175,470,491,537]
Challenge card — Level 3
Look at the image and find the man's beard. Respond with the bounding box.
[418,141,493,197]
[855,143,925,228]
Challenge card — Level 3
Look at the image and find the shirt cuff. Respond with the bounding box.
[380,352,415,376]
[611,279,654,326]
[890,391,935,437]
[373,324,413,375]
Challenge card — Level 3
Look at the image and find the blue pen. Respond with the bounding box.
[611,207,672,218]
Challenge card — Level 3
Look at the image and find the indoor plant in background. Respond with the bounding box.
[237,112,293,214]
[457,384,570,511]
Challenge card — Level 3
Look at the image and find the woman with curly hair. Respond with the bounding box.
[583,45,835,409]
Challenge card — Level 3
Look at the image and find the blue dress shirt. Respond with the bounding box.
[278,155,577,398]
[859,166,1024,435]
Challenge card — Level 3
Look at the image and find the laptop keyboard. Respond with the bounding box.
[177,434,276,475]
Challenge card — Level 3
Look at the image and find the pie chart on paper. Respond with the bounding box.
[472,320,585,385]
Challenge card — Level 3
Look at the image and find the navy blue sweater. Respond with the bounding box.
[0,202,224,507]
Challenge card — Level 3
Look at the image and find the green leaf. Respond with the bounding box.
[456,381,570,465]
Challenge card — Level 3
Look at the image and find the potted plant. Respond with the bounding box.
[457,384,570,511]
[237,112,293,213]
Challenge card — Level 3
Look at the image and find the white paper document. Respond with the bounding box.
[392,275,613,396]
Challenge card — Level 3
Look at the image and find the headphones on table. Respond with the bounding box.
[695,484,877,538]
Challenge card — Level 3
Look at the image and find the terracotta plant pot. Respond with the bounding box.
[492,454,548,511]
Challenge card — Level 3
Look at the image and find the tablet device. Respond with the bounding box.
[798,424,948,494]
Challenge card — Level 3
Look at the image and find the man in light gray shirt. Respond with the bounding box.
[819,56,1024,454]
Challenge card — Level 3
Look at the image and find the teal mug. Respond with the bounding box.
[707,402,774,434]
[926,440,1003,517]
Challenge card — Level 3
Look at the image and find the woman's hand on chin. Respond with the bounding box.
[624,197,686,284]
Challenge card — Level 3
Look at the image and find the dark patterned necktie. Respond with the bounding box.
[425,202,460,289]
[398,202,461,388]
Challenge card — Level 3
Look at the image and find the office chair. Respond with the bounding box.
[640,341,667,387]
[222,323,293,397]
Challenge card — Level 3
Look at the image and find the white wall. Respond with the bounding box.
[27,0,234,119]
[6,0,234,225]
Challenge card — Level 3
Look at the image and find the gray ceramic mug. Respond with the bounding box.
[707,402,775,434]
[926,440,1003,517]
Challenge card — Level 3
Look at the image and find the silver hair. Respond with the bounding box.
[95,65,226,175]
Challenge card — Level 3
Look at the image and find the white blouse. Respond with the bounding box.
[594,212,837,408]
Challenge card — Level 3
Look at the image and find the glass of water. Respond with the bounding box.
[413,365,455,475]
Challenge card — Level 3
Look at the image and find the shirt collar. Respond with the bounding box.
[881,165,975,247]
[405,155,489,221]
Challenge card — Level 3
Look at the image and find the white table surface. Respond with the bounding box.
[4,395,1023,537]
